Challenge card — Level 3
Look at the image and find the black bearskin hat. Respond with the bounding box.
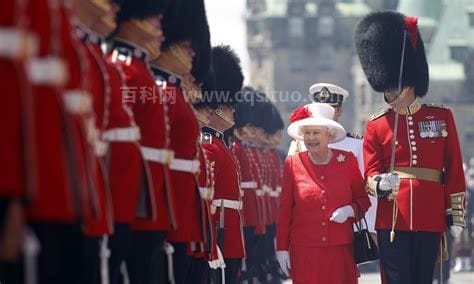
[354,11,429,97]
[117,0,169,24]
[190,0,211,85]
[196,45,243,109]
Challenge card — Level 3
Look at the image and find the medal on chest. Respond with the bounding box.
[418,120,448,138]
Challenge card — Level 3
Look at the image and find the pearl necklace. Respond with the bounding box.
[308,149,333,165]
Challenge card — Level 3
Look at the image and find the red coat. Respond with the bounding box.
[110,40,174,231]
[152,67,202,242]
[276,150,369,251]
[268,149,282,222]
[202,127,245,259]
[79,33,115,236]
[26,0,91,223]
[255,148,273,226]
[246,146,267,234]
[364,100,466,232]
[232,140,259,227]
[0,0,37,200]
[193,143,217,261]
[103,39,154,224]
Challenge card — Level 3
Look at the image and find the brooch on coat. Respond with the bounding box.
[336,153,346,162]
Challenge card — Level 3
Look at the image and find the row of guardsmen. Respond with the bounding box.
[0,0,286,284]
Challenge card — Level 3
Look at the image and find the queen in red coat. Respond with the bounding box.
[276,103,370,283]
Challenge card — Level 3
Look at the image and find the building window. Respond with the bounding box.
[289,17,304,38]
[450,44,468,62]
[289,51,304,72]
[319,48,333,71]
[469,11,474,27]
[318,16,335,37]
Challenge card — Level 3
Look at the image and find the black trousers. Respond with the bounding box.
[108,223,133,284]
[224,258,242,284]
[242,226,257,278]
[81,235,101,284]
[377,230,441,284]
[126,230,166,284]
[29,222,83,284]
[170,242,193,284]
[0,198,23,284]
[187,257,209,283]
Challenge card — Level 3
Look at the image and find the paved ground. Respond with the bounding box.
[282,272,473,283]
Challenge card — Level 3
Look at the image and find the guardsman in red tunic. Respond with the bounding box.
[201,45,245,284]
[75,1,141,283]
[355,11,466,284]
[232,88,261,281]
[0,0,37,281]
[263,101,286,280]
[147,0,211,281]
[24,0,96,283]
[108,1,173,283]
[192,80,226,282]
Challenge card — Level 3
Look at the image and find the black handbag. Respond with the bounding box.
[353,203,379,264]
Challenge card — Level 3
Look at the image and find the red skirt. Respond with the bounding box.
[290,244,359,284]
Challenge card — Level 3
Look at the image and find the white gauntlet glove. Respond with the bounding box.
[450,225,463,238]
[330,205,355,223]
[377,173,400,199]
[276,251,291,276]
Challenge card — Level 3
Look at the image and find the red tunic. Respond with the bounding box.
[110,39,174,231]
[104,39,154,224]
[26,0,91,223]
[152,67,202,242]
[268,149,282,222]
[363,101,466,232]
[193,143,218,262]
[232,140,259,227]
[246,145,267,234]
[277,150,369,283]
[79,31,115,236]
[0,0,37,200]
[202,127,245,259]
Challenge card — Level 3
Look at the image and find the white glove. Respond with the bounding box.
[450,225,463,238]
[330,205,355,223]
[378,173,400,192]
[276,250,290,276]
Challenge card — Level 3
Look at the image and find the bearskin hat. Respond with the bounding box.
[190,0,211,84]
[354,11,429,97]
[196,45,244,109]
[117,0,169,24]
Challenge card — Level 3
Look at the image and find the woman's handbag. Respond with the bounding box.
[353,203,379,264]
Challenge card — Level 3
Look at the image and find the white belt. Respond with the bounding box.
[269,191,280,198]
[170,158,200,174]
[276,186,282,193]
[255,189,265,197]
[0,28,37,58]
[211,199,242,210]
[27,56,67,85]
[240,181,257,189]
[103,126,141,142]
[262,185,272,194]
[63,90,92,114]
[141,146,174,165]
[199,187,214,201]
[95,140,108,157]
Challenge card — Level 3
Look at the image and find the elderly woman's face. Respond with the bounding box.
[302,125,331,153]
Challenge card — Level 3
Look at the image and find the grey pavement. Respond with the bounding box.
[283,271,474,283]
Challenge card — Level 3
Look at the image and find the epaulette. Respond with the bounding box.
[346,132,362,139]
[369,108,390,121]
[425,103,449,110]
[201,132,212,143]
